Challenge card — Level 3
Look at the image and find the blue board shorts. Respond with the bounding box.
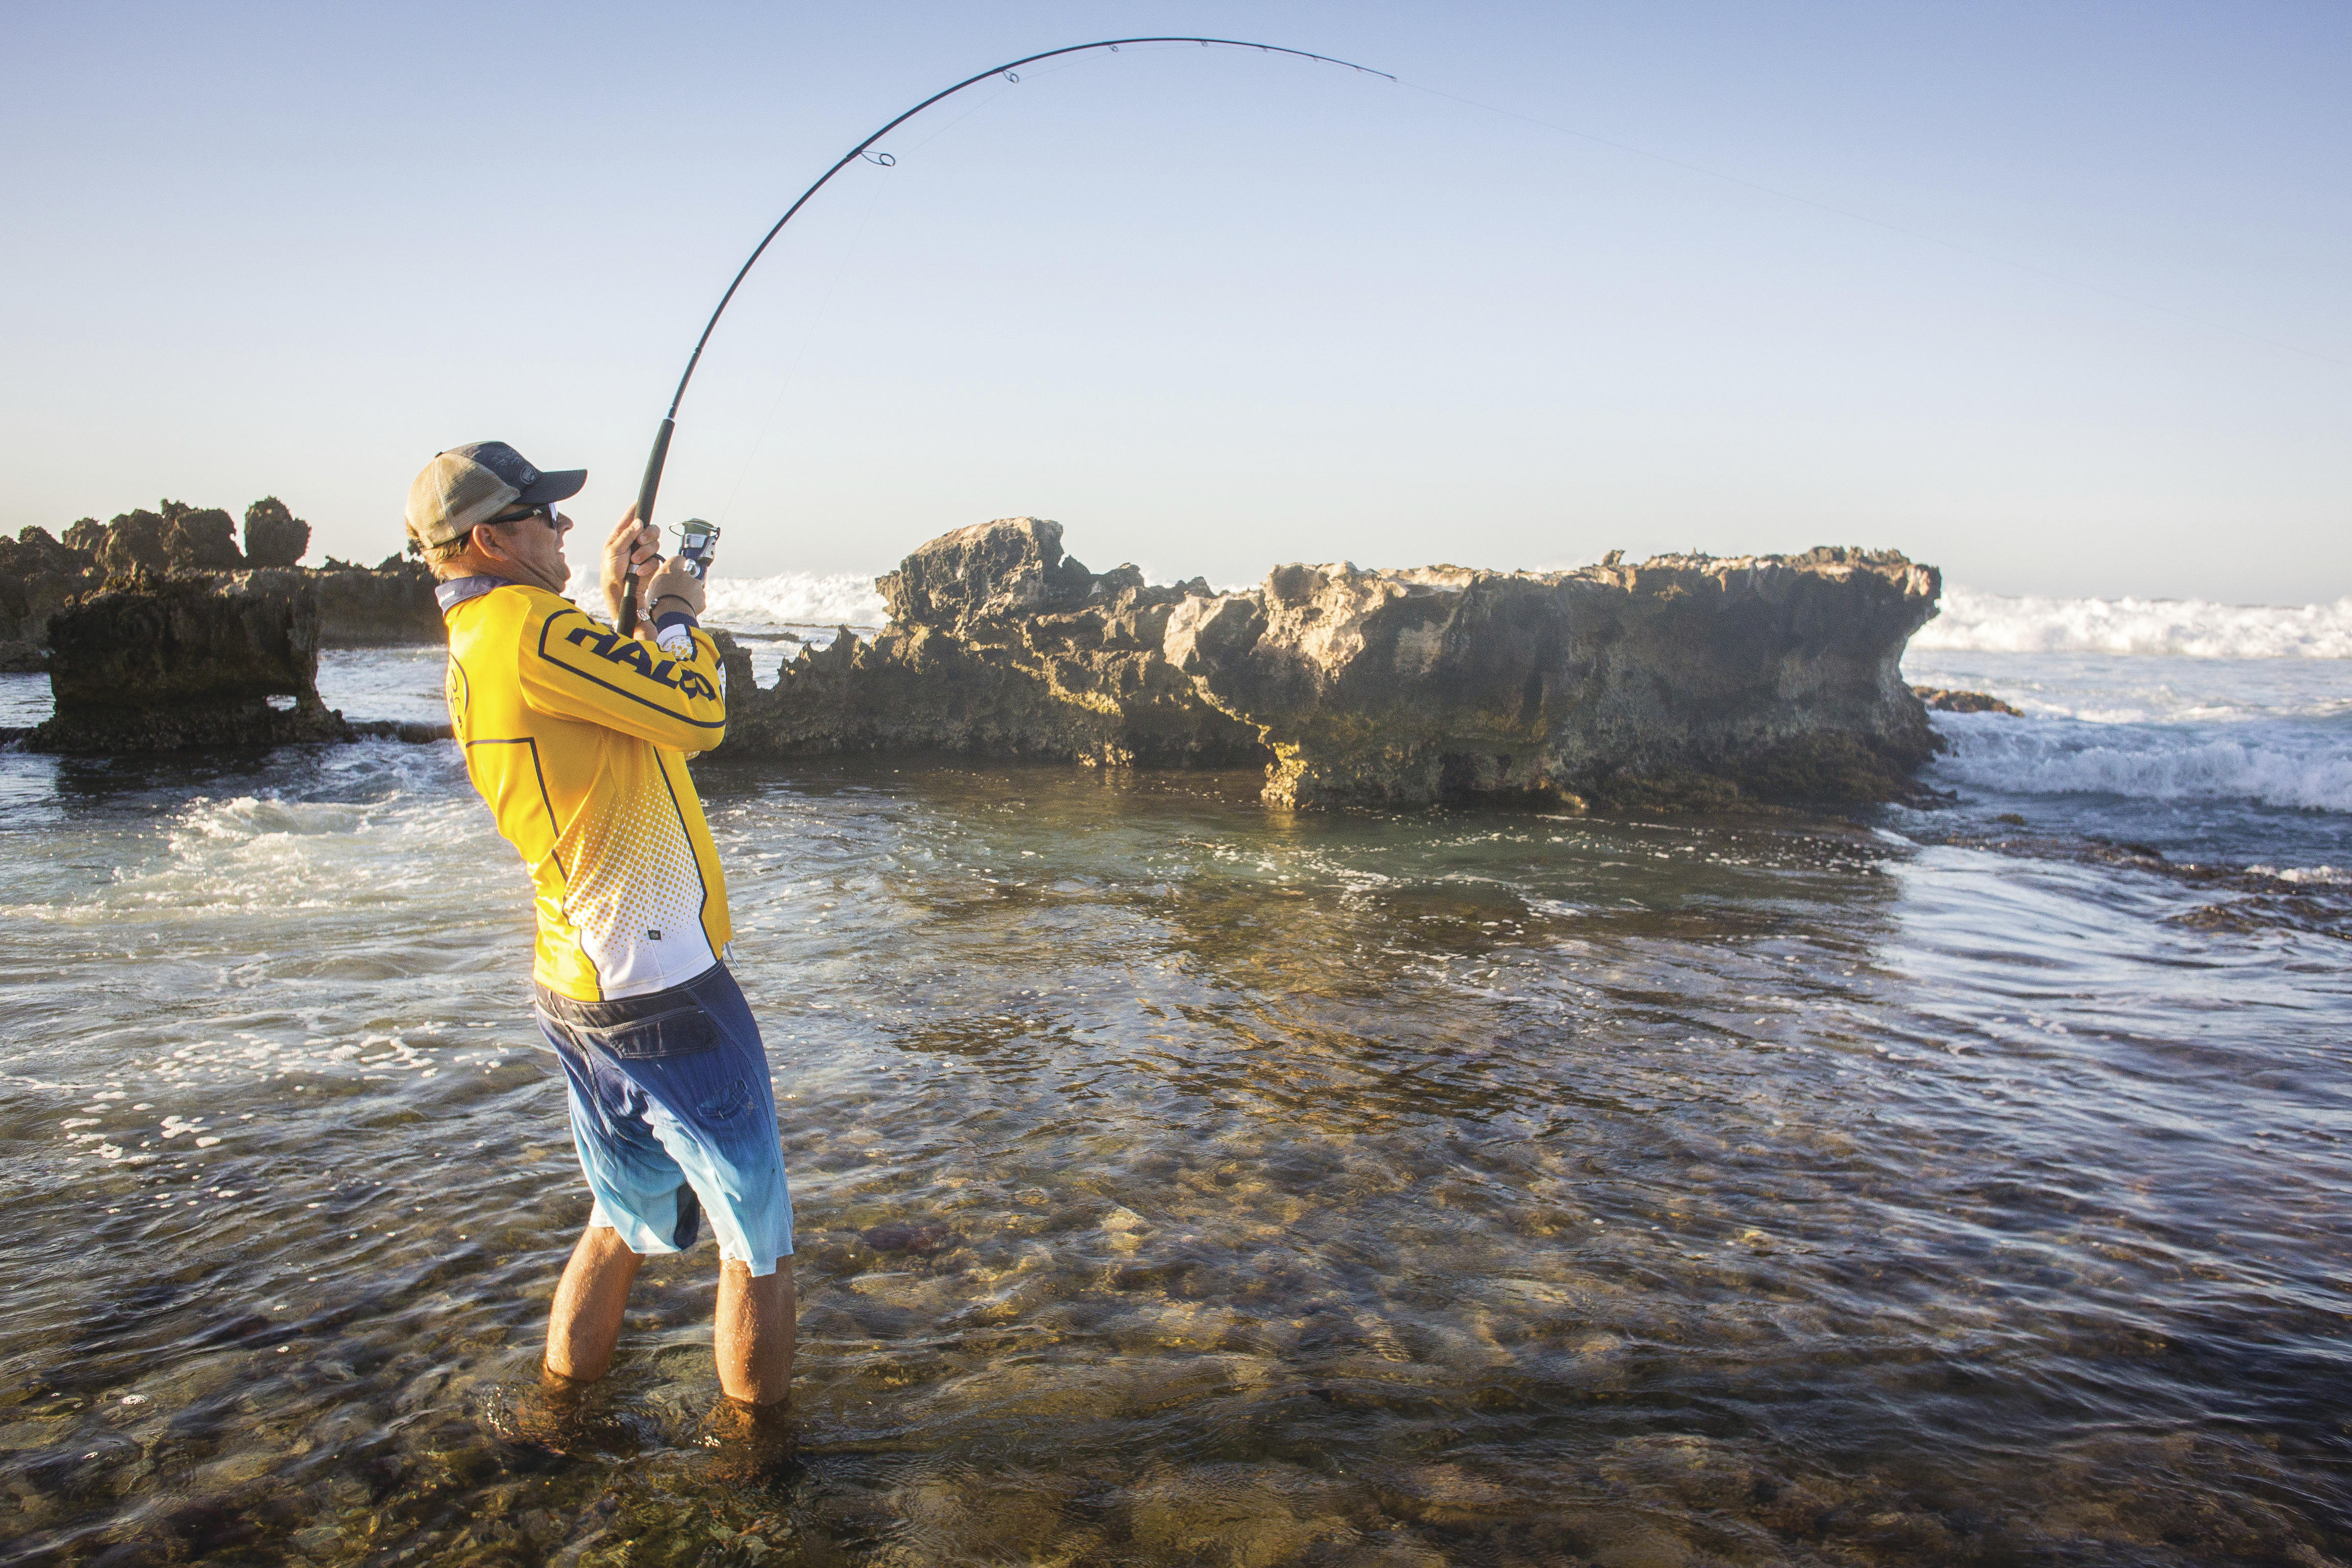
[535,963,793,1275]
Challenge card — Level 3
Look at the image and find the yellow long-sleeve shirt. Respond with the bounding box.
[442,580,732,1002]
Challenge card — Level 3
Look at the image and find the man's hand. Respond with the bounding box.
[640,557,706,635]
[601,508,660,627]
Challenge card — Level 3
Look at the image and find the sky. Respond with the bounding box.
[3,2,2345,604]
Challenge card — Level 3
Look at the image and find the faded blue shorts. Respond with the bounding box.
[535,963,793,1275]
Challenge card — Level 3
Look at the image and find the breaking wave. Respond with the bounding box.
[1932,713,2352,815]
[1915,587,2352,659]
[702,572,890,633]
[559,566,890,633]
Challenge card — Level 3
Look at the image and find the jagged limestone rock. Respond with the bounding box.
[724,521,1942,811]
[724,519,1258,767]
[1166,550,1942,809]
[28,575,348,753]
[9,502,433,656]
[160,501,245,572]
[243,496,312,568]
[95,509,169,576]
[0,526,100,643]
[310,559,442,646]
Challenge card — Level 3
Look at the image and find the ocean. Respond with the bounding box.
[0,583,2344,1565]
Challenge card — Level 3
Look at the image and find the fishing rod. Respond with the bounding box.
[619,36,1393,634]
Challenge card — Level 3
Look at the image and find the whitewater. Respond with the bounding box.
[1914,584,2352,659]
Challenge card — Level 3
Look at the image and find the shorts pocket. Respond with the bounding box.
[583,1007,720,1061]
[696,1077,752,1124]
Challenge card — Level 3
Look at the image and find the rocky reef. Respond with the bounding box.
[28,576,349,753]
[1169,549,1941,808]
[724,519,1944,811]
[722,519,1261,768]
[0,498,440,655]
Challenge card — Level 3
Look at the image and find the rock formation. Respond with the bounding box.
[1168,551,1942,809]
[0,501,436,651]
[309,558,443,646]
[723,519,1258,767]
[721,519,1944,811]
[242,496,312,568]
[1914,685,2022,716]
[0,525,97,645]
[28,576,348,753]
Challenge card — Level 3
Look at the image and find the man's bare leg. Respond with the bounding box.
[546,1224,644,1382]
[714,1260,795,1407]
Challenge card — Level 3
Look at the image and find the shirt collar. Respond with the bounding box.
[434,574,515,613]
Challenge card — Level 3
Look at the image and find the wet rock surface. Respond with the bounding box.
[1914,683,2024,716]
[727,521,1944,810]
[28,576,348,753]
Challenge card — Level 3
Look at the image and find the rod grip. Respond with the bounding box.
[619,416,675,635]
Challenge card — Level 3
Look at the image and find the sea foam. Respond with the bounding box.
[1915,588,2352,659]
[1932,713,2352,815]
[560,567,890,632]
[701,572,890,632]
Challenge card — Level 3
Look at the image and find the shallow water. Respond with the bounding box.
[2,648,2348,1566]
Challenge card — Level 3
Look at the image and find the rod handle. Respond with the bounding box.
[619,416,675,635]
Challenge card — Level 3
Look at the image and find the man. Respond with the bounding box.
[406,440,793,1414]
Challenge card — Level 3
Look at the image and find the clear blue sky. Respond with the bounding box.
[4,2,2345,602]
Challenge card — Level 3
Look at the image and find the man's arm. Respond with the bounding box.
[519,598,727,750]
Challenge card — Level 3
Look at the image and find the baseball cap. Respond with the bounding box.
[404,441,587,549]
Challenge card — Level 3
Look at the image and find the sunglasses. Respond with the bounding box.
[485,503,566,530]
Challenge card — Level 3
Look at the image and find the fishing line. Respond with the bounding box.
[1395,77,2349,374]
[619,35,1392,633]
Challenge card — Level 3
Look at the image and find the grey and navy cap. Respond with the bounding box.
[404,441,586,549]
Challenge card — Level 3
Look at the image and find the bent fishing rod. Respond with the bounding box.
[618,36,1391,634]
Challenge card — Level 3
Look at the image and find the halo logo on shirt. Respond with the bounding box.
[561,622,719,700]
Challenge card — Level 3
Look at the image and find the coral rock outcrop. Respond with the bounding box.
[720,520,1943,811]
[0,501,437,651]
[1169,551,1942,808]
[242,497,313,568]
[28,576,348,753]
[0,526,99,644]
[725,519,1255,766]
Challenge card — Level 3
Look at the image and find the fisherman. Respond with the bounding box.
[406,440,793,1417]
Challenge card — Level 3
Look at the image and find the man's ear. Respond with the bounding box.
[469,523,516,569]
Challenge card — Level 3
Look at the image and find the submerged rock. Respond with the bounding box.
[723,521,1944,811]
[27,576,348,753]
[1914,685,2023,716]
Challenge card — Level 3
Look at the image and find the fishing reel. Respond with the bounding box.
[672,517,721,580]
